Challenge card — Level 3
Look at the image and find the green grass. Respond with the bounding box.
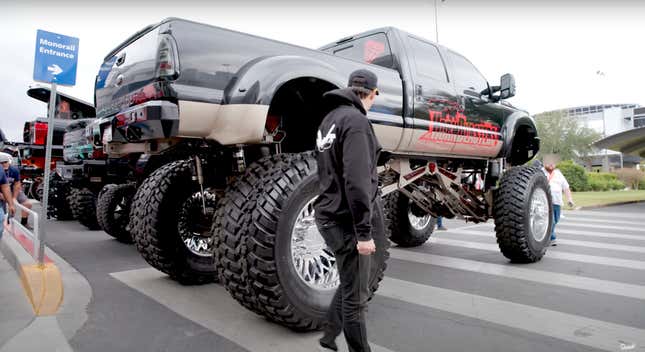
[568,190,645,209]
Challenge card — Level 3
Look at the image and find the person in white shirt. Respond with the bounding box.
[544,162,575,246]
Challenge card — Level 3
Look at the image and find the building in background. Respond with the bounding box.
[539,104,641,171]
[634,107,645,128]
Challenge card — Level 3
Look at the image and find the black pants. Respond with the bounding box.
[316,206,384,352]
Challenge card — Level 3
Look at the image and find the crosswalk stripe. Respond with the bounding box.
[111,268,395,352]
[429,237,645,270]
[389,249,645,300]
[558,221,643,233]
[379,277,645,352]
[473,221,644,234]
[439,229,645,254]
[467,225,645,242]
[555,229,645,242]
[563,210,644,220]
[556,216,644,227]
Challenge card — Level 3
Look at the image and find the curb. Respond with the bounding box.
[0,233,63,316]
[577,200,645,210]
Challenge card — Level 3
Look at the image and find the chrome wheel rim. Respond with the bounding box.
[291,197,339,291]
[407,203,432,231]
[529,188,549,242]
[178,192,217,257]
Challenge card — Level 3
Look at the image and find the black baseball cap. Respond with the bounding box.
[348,69,379,95]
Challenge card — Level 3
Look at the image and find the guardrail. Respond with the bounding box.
[4,202,44,266]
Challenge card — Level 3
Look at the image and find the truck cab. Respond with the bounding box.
[320,27,538,165]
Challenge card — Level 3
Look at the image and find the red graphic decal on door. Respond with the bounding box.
[419,109,501,147]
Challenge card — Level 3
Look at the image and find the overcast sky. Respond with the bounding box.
[1,0,644,141]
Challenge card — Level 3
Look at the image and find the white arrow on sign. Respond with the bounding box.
[47,64,63,75]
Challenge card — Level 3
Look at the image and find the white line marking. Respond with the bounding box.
[555,229,645,242]
[441,229,645,254]
[558,216,644,227]
[389,249,645,300]
[563,210,644,220]
[111,269,395,352]
[429,237,645,270]
[559,221,644,233]
[379,277,645,352]
[464,225,645,242]
[475,220,643,233]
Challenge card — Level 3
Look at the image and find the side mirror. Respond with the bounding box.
[500,73,516,99]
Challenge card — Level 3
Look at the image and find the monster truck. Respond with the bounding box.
[23,86,98,218]
[32,89,153,239]
[96,18,550,330]
[61,116,168,240]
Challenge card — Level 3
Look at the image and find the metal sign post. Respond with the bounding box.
[32,29,79,267]
[38,82,57,265]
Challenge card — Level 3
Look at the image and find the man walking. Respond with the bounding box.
[543,160,574,246]
[314,69,383,352]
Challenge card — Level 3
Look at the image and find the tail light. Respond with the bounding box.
[265,115,281,134]
[130,83,163,107]
[156,35,178,78]
[91,148,105,159]
[32,122,48,145]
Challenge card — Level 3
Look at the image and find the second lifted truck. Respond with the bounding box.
[96,18,550,331]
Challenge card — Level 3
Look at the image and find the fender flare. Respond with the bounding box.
[226,55,344,105]
[500,113,539,160]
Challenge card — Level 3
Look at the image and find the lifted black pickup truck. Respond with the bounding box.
[96,18,548,331]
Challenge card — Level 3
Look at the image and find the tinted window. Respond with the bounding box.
[408,37,447,82]
[448,51,488,93]
[331,33,394,69]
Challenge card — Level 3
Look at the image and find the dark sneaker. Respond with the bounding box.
[437,226,448,231]
[319,338,338,351]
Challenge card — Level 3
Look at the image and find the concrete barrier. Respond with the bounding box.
[1,203,63,316]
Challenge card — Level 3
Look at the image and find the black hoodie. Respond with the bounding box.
[313,88,382,241]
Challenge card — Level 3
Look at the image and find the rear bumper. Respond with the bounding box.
[55,160,107,182]
[107,101,179,144]
[103,99,268,157]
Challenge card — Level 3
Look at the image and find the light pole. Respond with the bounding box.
[434,0,439,43]
[434,0,445,43]
[596,70,611,172]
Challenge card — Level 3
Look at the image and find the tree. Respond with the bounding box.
[534,111,602,163]
[615,168,645,190]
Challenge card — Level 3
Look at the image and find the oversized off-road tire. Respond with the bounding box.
[68,187,100,230]
[383,191,436,247]
[245,153,389,331]
[212,154,294,316]
[129,159,217,285]
[97,183,136,243]
[47,175,74,220]
[493,166,553,263]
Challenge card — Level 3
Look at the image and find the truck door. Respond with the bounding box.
[445,50,503,158]
[403,36,460,155]
[325,32,405,152]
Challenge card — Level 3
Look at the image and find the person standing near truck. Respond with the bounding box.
[0,153,16,239]
[0,152,31,228]
[314,69,383,352]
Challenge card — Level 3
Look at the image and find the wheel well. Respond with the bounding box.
[509,124,539,166]
[268,77,338,153]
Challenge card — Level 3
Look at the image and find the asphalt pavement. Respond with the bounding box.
[2,202,644,352]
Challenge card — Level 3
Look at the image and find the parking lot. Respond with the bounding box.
[22,202,641,352]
